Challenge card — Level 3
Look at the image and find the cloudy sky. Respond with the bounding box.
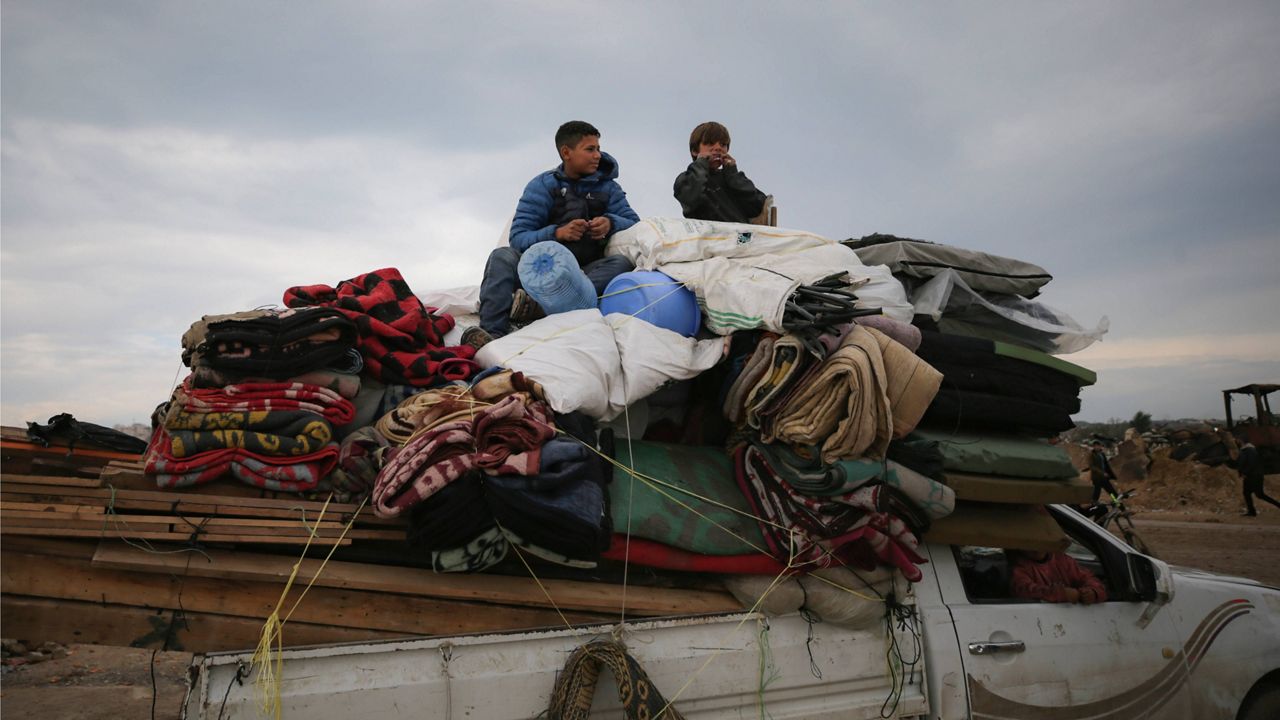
[3,1,1278,429]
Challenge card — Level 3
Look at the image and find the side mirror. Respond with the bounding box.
[1129,554,1175,628]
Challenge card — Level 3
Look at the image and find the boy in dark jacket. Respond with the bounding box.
[673,121,768,223]
[471,121,639,343]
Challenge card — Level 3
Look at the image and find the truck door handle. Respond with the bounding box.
[968,641,1025,655]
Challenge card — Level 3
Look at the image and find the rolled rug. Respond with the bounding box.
[723,334,775,423]
[744,334,810,429]
[864,327,943,439]
[770,325,892,462]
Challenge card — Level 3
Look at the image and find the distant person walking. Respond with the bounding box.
[1089,441,1120,504]
[1236,438,1280,517]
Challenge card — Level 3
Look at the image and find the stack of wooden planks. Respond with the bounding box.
[0,429,741,653]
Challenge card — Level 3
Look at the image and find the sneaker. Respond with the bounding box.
[509,288,546,325]
[461,326,493,351]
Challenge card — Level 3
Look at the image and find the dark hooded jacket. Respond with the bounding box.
[673,157,767,223]
[508,152,640,266]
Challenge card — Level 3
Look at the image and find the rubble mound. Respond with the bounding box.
[1126,447,1240,514]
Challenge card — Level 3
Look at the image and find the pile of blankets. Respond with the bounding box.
[361,369,612,571]
[147,269,480,492]
[147,307,364,490]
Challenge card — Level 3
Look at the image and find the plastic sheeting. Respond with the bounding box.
[607,218,914,333]
[910,269,1108,354]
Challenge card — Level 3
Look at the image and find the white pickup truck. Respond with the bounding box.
[184,504,1280,720]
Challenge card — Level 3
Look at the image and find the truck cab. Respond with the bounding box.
[918,504,1280,720]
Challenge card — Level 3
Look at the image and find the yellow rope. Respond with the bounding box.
[249,494,366,719]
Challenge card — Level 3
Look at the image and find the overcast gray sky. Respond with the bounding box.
[3,1,1278,428]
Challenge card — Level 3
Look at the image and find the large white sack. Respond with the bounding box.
[473,309,729,421]
[606,217,832,267]
[474,310,620,418]
[606,314,728,419]
[658,243,915,334]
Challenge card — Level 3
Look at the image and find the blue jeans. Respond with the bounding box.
[478,246,633,337]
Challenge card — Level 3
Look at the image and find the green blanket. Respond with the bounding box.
[905,429,1079,480]
[610,441,766,555]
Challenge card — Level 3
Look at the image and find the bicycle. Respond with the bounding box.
[1085,489,1157,557]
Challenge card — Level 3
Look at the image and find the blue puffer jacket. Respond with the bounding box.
[508,152,640,265]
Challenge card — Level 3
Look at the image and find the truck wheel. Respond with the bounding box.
[1239,682,1280,720]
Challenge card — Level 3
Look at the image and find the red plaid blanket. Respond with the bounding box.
[284,267,479,386]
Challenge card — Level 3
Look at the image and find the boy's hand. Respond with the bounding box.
[697,149,724,171]
[555,219,589,242]
[588,216,611,240]
[721,152,736,168]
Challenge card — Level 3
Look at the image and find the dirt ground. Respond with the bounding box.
[3,454,1278,719]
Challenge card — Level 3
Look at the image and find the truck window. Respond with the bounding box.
[952,513,1117,603]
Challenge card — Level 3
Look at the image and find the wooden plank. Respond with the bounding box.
[925,502,1070,553]
[0,527,352,545]
[0,536,99,558]
[2,489,402,526]
[1,479,387,520]
[942,473,1094,505]
[0,438,141,461]
[1,595,405,653]
[93,542,741,617]
[2,551,610,636]
[1,500,105,515]
[0,472,103,488]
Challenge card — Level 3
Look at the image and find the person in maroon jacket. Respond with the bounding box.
[1009,549,1108,604]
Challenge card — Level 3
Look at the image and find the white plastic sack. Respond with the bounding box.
[473,309,728,421]
[607,314,728,419]
[474,310,620,419]
[911,269,1108,354]
[419,285,480,317]
[658,243,915,334]
[606,216,832,267]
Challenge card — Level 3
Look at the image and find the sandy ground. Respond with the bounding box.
[4,457,1278,719]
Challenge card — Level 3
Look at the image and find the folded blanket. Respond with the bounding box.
[430,527,510,573]
[485,437,610,560]
[746,442,885,496]
[376,369,548,446]
[190,366,363,400]
[371,394,556,518]
[407,471,494,550]
[328,426,394,503]
[601,536,785,575]
[167,378,356,427]
[163,412,334,458]
[284,267,479,386]
[145,426,337,492]
[921,385,1075,436]
[736,444,927,581]
[853,315,921,351]
[372,420,477,518]
[182,306,357,379]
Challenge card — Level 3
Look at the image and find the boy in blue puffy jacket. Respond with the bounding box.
[474,121,639,341]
